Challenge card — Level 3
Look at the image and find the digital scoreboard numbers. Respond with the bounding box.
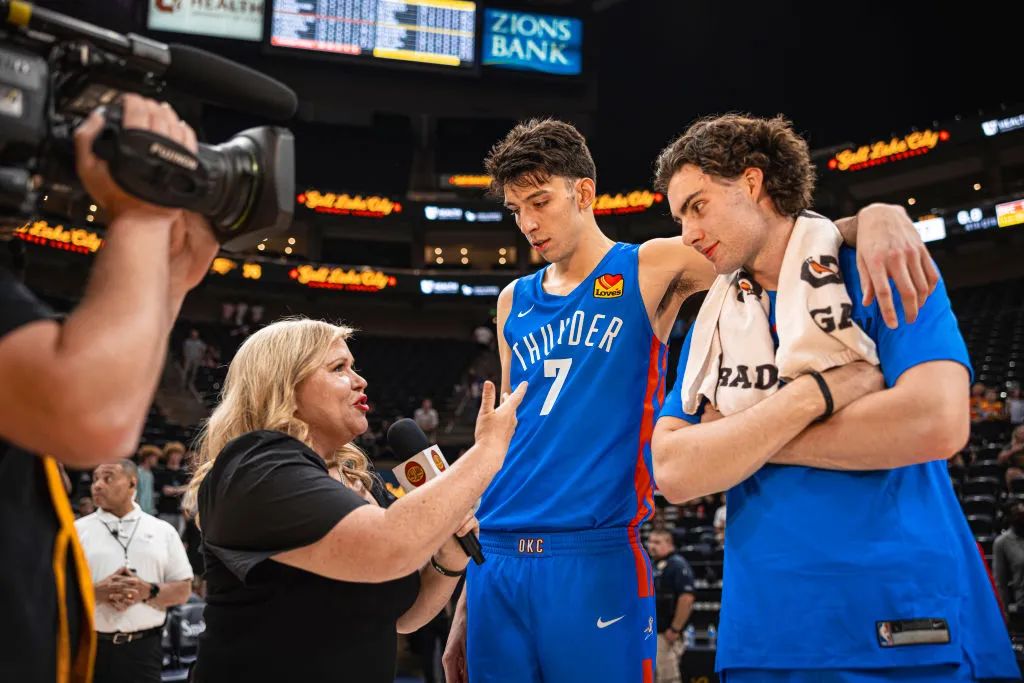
[270,0,476,68]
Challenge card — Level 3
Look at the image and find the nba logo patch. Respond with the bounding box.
[875,618,950,648]
[594,273,624,298]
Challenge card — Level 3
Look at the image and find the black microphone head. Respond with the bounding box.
[387,418,431,460]
[166,44,298,120]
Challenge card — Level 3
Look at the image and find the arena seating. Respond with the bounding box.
[952,276,1024,387]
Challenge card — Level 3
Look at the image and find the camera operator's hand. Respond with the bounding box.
[74,93,197,222]
[169,211,220,296]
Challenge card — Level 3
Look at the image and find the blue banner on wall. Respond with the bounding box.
[482,8,582,76]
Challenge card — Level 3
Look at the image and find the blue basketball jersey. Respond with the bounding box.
[660,248,1018,678]
[479,243,668,541]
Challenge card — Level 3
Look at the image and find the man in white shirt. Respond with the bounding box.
[75,460,193,683]
[414,398,440,442]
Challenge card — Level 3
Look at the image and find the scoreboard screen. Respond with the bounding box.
[269,0,476,68]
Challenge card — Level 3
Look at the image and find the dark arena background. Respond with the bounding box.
[3,0,1023,681]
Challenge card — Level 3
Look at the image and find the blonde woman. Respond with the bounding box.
[185,318,525,683]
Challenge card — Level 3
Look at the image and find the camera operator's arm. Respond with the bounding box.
[0,95,217,468]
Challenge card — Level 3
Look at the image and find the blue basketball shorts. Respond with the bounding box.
[466,527,657,683]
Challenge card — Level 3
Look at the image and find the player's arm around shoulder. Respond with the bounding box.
[771,257,970,470]
[638,237,715,340]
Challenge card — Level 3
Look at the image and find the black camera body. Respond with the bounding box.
[0,2,295,251]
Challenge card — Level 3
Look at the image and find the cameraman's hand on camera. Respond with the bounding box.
[473,380,527,471]
[168,211,219,297]
[74,93,196,224]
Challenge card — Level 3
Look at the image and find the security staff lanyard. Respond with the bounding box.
[103,517,140,568]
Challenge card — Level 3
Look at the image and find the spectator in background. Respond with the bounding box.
[76,460,193,683]
[77,496,96,518]
[473,323,495,350]
[999,426,1024,488]
[182,329,206,390]
[415,398,440,443]
[155,442,189,535]
[69,466,95,504]
[135,445,160,515]
[220,302,235,326]
[970,382,988,423]
[647,528,696,683]
[980,387,1007,422]
[202,342,221,369]
[713,495,727,545]
[1007,384,1024,426]
[650,507,669,531]
[994,503,1024,628]
[232,302,249,327]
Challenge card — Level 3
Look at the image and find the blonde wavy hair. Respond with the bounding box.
[183,318,374,521]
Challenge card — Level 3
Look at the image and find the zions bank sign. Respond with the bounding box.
[482,9,582,76]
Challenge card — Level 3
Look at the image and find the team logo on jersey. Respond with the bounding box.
[430,449,447,472]
[594,273,624,298]
[734,271,763,301]
[405,462,427,487]
[800,255,843,288]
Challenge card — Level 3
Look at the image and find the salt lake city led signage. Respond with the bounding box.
[297,190,402,218]
[482,8,582,75]
[14,221,103,254]
[827,130,950,172]
[592,190,663,216]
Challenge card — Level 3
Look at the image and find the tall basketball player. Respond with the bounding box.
[442,118,938,683]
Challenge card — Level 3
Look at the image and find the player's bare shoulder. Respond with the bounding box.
[639,237,711,279]
[497,279,518,321]
[638,237,713,317]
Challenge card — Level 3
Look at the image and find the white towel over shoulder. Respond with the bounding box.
[680,212,879,418]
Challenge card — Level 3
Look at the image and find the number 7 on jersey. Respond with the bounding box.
[540,358,572,416]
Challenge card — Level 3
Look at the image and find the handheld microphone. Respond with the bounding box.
[387,418,484,565]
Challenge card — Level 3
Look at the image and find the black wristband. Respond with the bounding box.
[808,371,833,422]
[430,556,466,578]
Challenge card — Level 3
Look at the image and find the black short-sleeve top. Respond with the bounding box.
[193,430,420,683]
[0,266,91,683]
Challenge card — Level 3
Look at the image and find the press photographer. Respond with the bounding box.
[0,3,298,680]
[0,91,217,683]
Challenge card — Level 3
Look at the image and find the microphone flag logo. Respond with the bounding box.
[405,462,427,487]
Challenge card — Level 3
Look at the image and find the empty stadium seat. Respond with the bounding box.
[966,514,995,536]
[976,446,1003,463]
[969,461,1006,480]
[962,477,1002,498]
[961,495,998,516]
